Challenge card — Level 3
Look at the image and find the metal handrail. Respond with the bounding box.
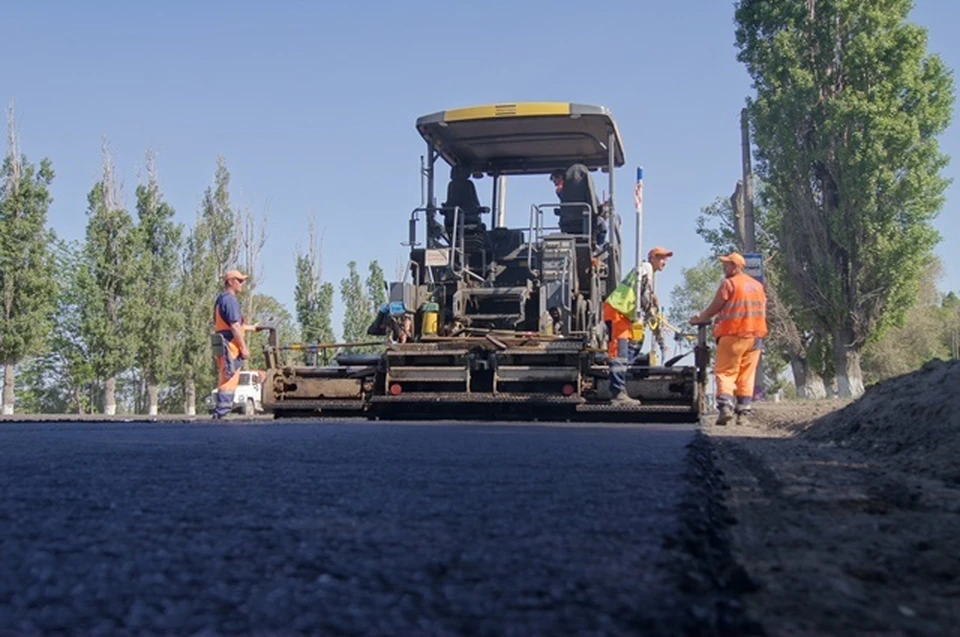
[526,202,592,270]
[406,204,471,280]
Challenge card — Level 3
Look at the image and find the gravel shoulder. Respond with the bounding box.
[704,380,960,636]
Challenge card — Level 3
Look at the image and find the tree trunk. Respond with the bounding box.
[833,327,865,398]
[104,376,117,415]
[146,375,159,416]
[2,362,14,415]
[789,354,827,399]
[185,378,196,416]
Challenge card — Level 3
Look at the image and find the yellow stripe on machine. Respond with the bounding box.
[444,102,571,122]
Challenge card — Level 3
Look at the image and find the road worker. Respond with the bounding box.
[690,252,767,426]
[603,247,673,405]
[211,270,259,419]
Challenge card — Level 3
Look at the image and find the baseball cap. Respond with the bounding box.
[719,252,746,268]
[648,246,674,259]
[224,269,249,282]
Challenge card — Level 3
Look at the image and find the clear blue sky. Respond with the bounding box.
[3,1,958,332]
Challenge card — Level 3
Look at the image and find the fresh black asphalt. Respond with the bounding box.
[0,420,705,636]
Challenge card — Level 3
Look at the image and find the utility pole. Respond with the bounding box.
[741,108,756,253]
[741,107,765,398]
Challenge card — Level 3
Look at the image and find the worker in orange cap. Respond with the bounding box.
[211,269,259,419]
[690,252,768,425]
[603,246,673,405]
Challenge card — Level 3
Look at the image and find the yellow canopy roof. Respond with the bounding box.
[415,102,626,175]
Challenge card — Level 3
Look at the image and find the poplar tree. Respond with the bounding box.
[294,221,335,353]
[340,261,371,351]
[78,142,137,414]
[130,151,183,414]
[0,106,57,414]
[735,0,954,396]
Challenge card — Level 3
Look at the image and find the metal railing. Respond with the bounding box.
[406,204,479,281]
[526,202,592,271]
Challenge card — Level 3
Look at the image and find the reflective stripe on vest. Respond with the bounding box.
[714,273,768,338]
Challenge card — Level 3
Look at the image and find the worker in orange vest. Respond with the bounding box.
[690,252,767,426]
[211,269,259,419]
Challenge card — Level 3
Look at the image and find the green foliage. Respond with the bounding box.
[175,217,217,409]
[14,355,69,414]
[941,291,960,358]
[202,156,239,278]
[366,260,387,312]
[761,352,790,395]
[294,241,335,346]
[77,156,139,407]
[735,0,955,349]
[340,260,373,351]
[695,197,739,256]
[245,293,299,370]
[29,241,97,413]
[130,155,184,406]
[317,282,335,341]
[862,261,953,381]
[0,150,58,370]
[697,189,777,256]
[667,257,723,332]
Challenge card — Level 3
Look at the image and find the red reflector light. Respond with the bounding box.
[389,383,403,396]
[562,384,575,396]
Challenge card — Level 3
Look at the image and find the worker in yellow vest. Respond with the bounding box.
[603,247,673,405]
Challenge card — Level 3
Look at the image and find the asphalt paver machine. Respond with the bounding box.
[261,102,709,421]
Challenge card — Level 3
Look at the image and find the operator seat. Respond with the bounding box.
[443,165,484,237]
[557,163,600,236]
[443,165,489,272]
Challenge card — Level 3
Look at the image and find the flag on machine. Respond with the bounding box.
[634,168,643,212]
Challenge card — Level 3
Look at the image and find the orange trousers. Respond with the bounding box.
[714,335,761,398]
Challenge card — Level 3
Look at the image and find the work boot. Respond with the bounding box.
[736,410,752,426]
[611,392,641,406]
[715,404,734,426]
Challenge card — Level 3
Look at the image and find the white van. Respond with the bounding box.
[207,370,264,415]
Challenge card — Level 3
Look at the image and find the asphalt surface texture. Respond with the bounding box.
[0,419,737,636]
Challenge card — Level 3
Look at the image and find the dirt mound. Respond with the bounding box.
[801,358,960,484]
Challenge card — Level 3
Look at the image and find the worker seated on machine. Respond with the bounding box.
[368,302,414,344]
[550,164,607,249]
[442,165,485,241]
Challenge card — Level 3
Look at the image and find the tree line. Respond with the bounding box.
[0,108,387,415]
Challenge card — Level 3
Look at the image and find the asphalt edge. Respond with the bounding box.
[664,428,766,637]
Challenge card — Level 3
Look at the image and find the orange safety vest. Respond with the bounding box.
[713,273,768,338]
[213,293,245,359]
[214,303,229,334]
